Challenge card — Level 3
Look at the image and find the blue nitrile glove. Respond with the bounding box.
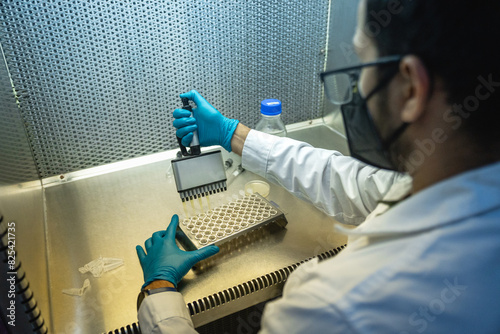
[136,215,219,289]
[173,90,239,152]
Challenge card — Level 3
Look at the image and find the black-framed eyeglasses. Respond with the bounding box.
[319,55,402,105]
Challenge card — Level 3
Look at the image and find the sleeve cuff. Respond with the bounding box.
[241,129,280,177]
[138,291,194,333]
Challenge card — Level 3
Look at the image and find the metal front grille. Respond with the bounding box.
[0,0,329,179]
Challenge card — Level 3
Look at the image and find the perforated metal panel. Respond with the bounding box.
[0,45,40,184]
[0,0,329,178]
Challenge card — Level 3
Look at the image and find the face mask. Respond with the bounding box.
[341,79,409,171]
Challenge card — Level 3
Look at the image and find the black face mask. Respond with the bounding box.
[341,73,409,171]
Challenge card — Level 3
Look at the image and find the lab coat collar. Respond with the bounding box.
[335,161,500,237]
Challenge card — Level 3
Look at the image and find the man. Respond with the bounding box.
[136,0,500,332]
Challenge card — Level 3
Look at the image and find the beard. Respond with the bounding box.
[373,87,412,173]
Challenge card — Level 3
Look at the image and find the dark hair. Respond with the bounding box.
[366,0,500,145]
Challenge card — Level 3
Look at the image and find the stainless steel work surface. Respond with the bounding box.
[43,125,348,333]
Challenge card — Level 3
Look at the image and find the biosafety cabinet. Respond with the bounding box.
[0,1,357,332]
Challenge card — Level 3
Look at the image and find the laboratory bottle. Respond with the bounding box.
[255,99,287,137]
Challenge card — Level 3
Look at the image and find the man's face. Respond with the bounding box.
[353,0,404,154]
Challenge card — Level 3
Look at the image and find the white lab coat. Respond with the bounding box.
[138,130,500,333]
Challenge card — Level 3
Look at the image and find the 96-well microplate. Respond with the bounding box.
[177,193,287,250]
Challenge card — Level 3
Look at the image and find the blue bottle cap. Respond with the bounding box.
[260,99,282,116]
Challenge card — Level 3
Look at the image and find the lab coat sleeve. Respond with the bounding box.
[138,292,198,334]
[242,130,405,225]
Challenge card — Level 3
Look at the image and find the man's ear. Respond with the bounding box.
[399,56,430,123]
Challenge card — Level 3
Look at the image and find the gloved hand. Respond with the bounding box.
[136,215,219,289]
[173,90,239,152]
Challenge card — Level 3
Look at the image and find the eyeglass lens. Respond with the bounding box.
[324,72,355,105]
